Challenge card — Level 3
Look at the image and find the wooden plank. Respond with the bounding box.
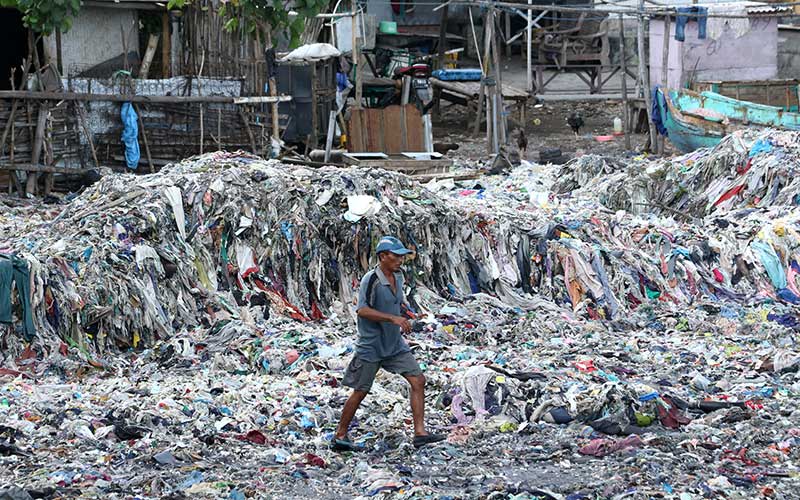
[347,108,365,152]
[365,108,384,152]
[0,163,90,174]
[382,106,403,154]
[0,91,290,104]
[413,171,480,182]
[404,105,425,151]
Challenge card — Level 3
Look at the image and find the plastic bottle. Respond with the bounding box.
[613,117,623,134]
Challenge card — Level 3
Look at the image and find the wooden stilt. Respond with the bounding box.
[619,14,632,150]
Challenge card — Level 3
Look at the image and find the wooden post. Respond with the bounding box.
[162,11,171,78]
[505,11,511,58]
[55,29,63,76]
[217,107,222,150]
[486,83,493,152]
[434,4,449,117]
[134,104,154,172]
[351,12,363,109]
[619,14,631,150]
[637,0,656,152]
[658,14,671,155]
[491,87,499,153]
[265,28,280,144]
[324,110,336,163]
[199,104,204,154]
[355,37,364,108]
[25,104,48,196]
[25,33,47,196]
[121,25,129,73]
[491,11,507,145]
[238,107,258,153]
[437,6,449,70]
[527,0,533,93]
[473,10,493,136]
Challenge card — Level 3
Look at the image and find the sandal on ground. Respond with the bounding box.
[413,433,446,448]
[331,436,363,452]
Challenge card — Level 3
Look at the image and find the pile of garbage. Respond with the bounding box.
[559,129,800,218]
[3,142,800,362]
[1,132,799,498]
[1,151,497,360]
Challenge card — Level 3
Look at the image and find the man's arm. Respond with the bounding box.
[357,306,412,333]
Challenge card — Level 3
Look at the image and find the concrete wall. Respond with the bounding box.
[778,26,800,78]
[649,16,777,88]
[46,6,137,76]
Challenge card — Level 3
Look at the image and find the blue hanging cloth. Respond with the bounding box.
[120,102,140,170]
[651,86,668,137]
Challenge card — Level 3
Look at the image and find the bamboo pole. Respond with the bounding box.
[139,33,161,79]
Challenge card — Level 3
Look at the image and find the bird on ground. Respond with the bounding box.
[516,128,528,155]
[567,111,584,137]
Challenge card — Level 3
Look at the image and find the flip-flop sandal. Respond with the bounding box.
[331,437,363,452]
[413,433,446,448]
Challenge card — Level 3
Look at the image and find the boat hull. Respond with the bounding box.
[654,88,800,153]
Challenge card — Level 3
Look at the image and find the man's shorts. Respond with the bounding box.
[342,351,422,392]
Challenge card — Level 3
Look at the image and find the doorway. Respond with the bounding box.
[0,8,29,91]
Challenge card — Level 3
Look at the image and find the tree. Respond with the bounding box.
[0,0,82,34]
[167,0,328,48]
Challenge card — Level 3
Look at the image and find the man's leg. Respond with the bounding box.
[336,355,379,442]
[334,390,367,439]
[403,373,427,436]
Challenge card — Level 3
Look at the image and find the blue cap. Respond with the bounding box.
[376,236,412,255]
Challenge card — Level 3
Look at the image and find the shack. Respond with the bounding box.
[0,0,295,196]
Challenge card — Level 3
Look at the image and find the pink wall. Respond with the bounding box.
[648,16,778,89]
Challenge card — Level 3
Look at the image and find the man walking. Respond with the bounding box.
[332,236,445,450]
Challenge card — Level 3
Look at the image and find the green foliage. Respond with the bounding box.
[169,0,328,49]
[0,0,82,35]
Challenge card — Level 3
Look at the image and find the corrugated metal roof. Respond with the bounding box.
[610,0,792,13]
[692,1,791,13]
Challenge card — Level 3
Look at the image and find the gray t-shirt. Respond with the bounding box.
[355,266,410,362]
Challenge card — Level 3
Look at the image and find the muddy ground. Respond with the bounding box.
[433,99,647,165]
